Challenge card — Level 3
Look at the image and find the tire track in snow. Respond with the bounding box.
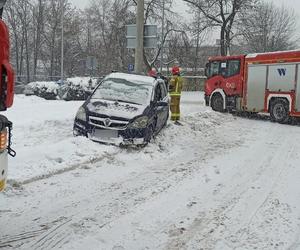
[17,125,243,250]
[21,157,207,250]
[0,228,48,248]
[7,148,122,186]
[1,111,243,249]
[165,125,297,250]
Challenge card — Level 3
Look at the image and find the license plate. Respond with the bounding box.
[93,129,118,140]
[0,179,6,192]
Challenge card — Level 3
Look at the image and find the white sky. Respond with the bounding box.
[70,0,300,16]
[70,0,299,45]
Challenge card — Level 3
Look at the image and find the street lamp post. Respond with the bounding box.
[134,0,144,73]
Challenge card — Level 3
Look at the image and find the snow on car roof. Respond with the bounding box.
[105,72,156,86]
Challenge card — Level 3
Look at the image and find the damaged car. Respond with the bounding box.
[73,72,169,146]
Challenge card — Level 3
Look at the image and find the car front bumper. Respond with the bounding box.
[74,119,148,146]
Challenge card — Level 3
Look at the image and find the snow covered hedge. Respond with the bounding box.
[25,81,59,100]
[59,77,99,101]
[25,77,100,101]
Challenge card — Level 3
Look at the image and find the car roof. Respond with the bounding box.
[105,72,157,87]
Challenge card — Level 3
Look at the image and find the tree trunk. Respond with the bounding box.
[220,24,227,56]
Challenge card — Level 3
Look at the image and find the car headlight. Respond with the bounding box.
[75,107,86,121]
[129,116,149,128]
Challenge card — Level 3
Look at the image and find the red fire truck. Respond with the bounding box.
[205,50,300,123]
[0,0,15,191]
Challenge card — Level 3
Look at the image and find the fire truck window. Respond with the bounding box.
[209,61,220,78]
[227,60,240,77]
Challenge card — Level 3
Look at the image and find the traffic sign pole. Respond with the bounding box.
[135,0,144,73]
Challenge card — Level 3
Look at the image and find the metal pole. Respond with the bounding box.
[160,0,165,73]
[61,0,64,83]
[135,0,144,73]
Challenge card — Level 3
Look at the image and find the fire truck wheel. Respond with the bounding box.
[270,99,290,124]
[211,94,225,112]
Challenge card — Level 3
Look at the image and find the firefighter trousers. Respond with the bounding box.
[170,96,181,121]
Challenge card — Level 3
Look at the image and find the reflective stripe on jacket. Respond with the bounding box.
[169,76,183,97]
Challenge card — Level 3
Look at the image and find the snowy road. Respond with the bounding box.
[0,93,300,250]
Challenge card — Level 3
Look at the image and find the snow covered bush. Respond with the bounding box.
[25,77,101,101]
[25,81,59,100]
[59,77,99,101]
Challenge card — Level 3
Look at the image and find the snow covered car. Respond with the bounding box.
[73,72,169,146]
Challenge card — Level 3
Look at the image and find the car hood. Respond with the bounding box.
[87,99,147,120]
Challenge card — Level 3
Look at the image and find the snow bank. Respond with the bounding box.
[3,92,233,185]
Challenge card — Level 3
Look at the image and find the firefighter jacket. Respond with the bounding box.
[169,75,183,97]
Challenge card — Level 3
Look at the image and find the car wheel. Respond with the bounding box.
[211,93,225,112]
[270,99,290,124]
[163,113,169,127]
[144,124,155,144]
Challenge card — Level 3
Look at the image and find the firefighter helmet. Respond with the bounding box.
[148,69,157,78]
[171,66,180,75]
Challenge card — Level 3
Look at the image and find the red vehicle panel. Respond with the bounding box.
[0,5,16,191]
[205,50,300,122]
[0,19,15,110]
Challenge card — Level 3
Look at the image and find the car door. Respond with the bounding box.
[159,80,169,127]
[153,81,169,130]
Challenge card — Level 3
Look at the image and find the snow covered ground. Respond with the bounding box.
[0,92,300,250]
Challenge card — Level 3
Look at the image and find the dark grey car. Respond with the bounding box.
[73,72,169,146]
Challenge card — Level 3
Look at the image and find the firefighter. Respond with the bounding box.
[169,66,183,124]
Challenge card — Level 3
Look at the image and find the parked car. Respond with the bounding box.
[73,72,169,146]
[23,84,34,96]
[14,81,26,94]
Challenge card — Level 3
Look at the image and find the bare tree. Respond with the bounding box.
[85,0,134,75]
[4,0,33,82]
[2,0,194,79]
[183,0,257,56]
[32,0,45,80]
[141,0,184,71]
[239,2,298,53]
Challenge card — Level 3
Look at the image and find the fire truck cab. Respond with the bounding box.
[205,50,300,123]
[0,0,15,191]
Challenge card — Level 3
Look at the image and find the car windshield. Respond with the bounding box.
[91,77,152,105]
